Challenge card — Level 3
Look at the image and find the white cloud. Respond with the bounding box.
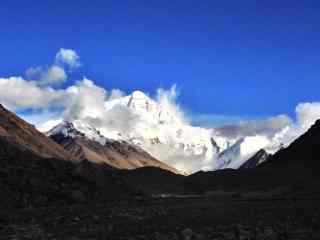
[262,102,320,151]
[37,119,63,132]
[55,48,81,69]
[26,65,67,86]
[156,84,187,125]
[109,89,125,100]
[25,48,81,86]
[19,111,63,132]
[63,78,107,121]
[62,79,140,135]
[296,102,320,130]
[0,77,68,110]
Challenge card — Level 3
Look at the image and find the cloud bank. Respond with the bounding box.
[0,77,68,110]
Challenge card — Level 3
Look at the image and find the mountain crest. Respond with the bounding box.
[130,90,150,100]
[127,90,156,113]
[0,104,72,160]
[48,120,107,145]
[239,149,270,169]
[48,121,83,138]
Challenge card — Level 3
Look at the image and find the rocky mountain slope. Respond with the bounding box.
[0,104,72,160]
[239,149,270,169]
[48,121,179,174]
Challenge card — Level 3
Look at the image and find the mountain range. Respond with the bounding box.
[1,102,320,208]
[39,90,287,173]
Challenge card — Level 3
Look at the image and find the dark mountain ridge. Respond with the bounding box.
[0,136,132,209]
[183,120,320,193]
[239,149,271,169]
[262,119,320,167]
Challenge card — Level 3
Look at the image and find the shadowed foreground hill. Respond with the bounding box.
[262,119,320,166]
[183,120,320,193]
[0,133,184,210]
[121,166,185,194]
[0,136,134,209]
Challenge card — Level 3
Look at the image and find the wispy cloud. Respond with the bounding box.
[190,113,248,127]
[25,65,67,86]
[214,115,292,139]
[24,48,81,87]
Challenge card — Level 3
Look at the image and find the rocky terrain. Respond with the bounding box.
[2,195,320,239]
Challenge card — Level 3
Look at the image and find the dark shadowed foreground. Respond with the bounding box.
[2,196,320,239]
[1,129,320,239]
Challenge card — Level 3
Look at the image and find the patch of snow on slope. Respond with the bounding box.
[48,120,107,145]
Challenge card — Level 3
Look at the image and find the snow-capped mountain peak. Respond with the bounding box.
[217,135,271,169]
[46,118,180,173]
[47,120,107,145]
[127,90,153,110]
[98,90,232,172]
[47,121,80,137]
[43,89,285,173]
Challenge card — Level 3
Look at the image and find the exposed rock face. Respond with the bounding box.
[0,104,72,160]
[48,121,179,174]
[239,149,270,169]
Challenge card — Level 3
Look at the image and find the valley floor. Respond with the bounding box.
[1,195,320,240]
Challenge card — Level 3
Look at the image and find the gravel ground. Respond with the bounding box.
[1,196,320,240]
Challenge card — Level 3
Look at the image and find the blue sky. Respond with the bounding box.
[1,0,320,124]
